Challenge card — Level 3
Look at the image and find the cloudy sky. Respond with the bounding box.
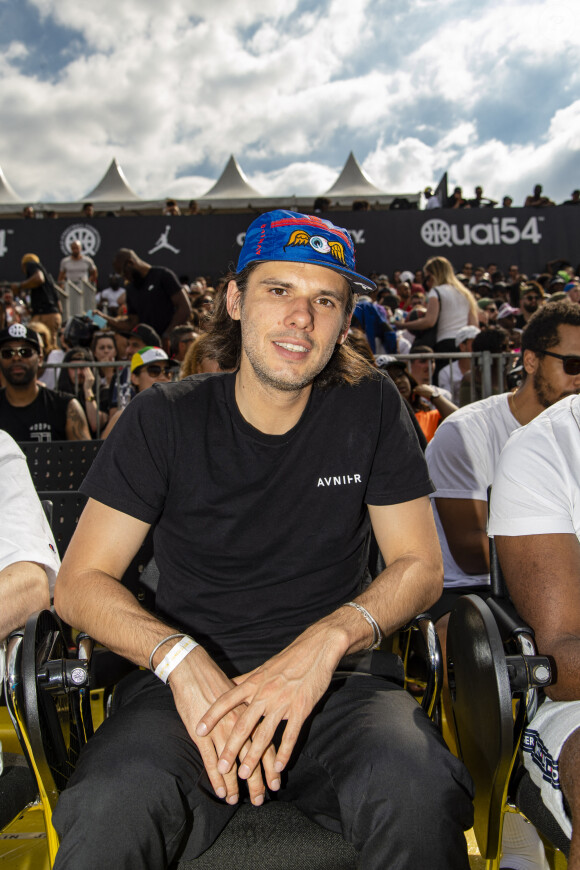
[0,0,578,205]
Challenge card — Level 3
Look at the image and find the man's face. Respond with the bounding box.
[530,325,580,408]
[70,241,81,258]
[509,265,519,280]
[114,255,138,283]
[0,341,39,386]
[522,292,541,314]
[228,261,350,394]
[462,263,473,277]
[126,335,147,359]
[567,285,580,304]
[409,357,431,385]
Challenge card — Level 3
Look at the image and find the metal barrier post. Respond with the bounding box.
[480,350,493,398]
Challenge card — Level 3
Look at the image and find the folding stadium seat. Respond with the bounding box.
[447,539,570,869]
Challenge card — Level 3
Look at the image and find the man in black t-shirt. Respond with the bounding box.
[95,248,192,345]
[10,253,63,347]
[53,211,473,869]
[0,324,91,442]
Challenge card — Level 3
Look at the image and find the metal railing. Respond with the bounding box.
[386,350,519,404]
[57,278,97,320]
[38,351,517,438]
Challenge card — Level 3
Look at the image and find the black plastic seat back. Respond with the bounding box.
[36,491,88,559]
[447,594,515,860]
[19,440,102,491]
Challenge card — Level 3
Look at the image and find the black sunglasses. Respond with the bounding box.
[1,346,37,360]
[144,364,173,377]
[541,350,580,375]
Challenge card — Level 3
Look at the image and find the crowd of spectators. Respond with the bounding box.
[2,241,580,446]
[11,180,580,220]
[424,182,580,210]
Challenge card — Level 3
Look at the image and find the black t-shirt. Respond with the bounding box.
[125,266,181,336]
[0,386,73,441]
[25,261,60,315]
[81,372,433,673]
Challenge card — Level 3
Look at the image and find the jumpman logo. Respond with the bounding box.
[148,226,180,255]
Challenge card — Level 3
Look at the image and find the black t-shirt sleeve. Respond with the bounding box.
[364,375,434,506]
[161,268,183,299]
[80,387,172,523]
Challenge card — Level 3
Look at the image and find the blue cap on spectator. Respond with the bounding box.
[237,210,375,292]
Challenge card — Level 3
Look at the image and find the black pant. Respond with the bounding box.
[53,669,473,869]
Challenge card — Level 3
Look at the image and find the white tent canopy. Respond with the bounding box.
[83,157,141,202]
[201,155,263,200]
[0,165,22,204]
[324,152,385,197]
[0,153,421,213]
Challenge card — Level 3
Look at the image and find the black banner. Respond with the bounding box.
[0,207,578,288]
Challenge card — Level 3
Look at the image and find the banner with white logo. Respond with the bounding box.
[0,208,576,283]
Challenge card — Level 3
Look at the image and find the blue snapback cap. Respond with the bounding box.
[237,210,375,292]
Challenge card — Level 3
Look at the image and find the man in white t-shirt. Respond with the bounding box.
[437,325,480,404]
[428,302,580,869]
[489,394,580,867]
[426,301,580,614]
[58,241,98,287]
[0,430,60,641]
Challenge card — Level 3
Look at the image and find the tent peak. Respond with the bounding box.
[83,157,141,201]
[324,152,385,197]
[201,155,262,199]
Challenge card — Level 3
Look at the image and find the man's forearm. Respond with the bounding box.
[351,552,442,644]
[436,497,489,575]
[99,312,139,333]
[0,562,51,641]
[55,565,181,669]
[539,636,580,702]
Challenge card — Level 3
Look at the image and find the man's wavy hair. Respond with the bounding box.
[521,300,580,354]
[202,263,378,388]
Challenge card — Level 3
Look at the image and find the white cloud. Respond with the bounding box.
[0,0,578,204]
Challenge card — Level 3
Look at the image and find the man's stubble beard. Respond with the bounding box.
[533,366,578,409]
[239,311,339,394]
[2,366,37,387]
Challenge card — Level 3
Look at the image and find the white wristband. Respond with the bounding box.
[154,636,199,683]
